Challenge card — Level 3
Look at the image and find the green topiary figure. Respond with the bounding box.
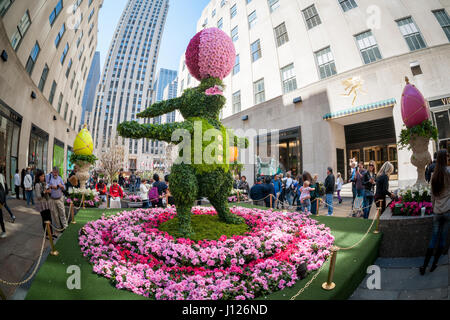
[117,28,249,237]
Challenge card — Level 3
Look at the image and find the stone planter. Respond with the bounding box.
[379,208,450,257]
[409,135,432,188]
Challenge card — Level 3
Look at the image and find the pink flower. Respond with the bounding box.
[205,85,224,96]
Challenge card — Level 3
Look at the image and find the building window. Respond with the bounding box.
[355,30,382,64]
[233,54,240,75]
[397,17,426,51]
[302,4,321,30]
[232,91,241,114]
[212,9,216,17]
[66,59,72,78]
[251,39,261,62]
[38,64,49,92]
[280,64,297,94]
[315,47,337,79]
[221,0,225,7]
[338,0,357,12]
[55,23,66,47]
[274,22,289,47]
[231,26,238,42]
[0,0,14,16]
[49,0,63,26]
[49,81,57,105]
[60,43,69,64]
[248,11,257,29]
[57,93,63,113]
[230,4,237,19]
[433,9,450,41]
[64,103,69,121]
[10,10,31,50]
[268,0,280,13]
[217,17,223,29]
[25,42,40,75]
[254,79,265,105]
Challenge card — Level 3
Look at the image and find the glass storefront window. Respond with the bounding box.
[0,110,21,192]
[29,126,49,173]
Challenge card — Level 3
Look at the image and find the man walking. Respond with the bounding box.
[129,172,137,193]
[324,167,335,216]
[48,167,67,230]
[24,168,34,206]
[14,169,21,200]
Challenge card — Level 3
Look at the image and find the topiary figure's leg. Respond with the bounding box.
[199,169,244,225]
[169,163,198,237]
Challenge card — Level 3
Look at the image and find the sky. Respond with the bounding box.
[97,0,210,72]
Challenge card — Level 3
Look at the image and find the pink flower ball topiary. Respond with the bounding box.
[185,28,236,81]
[401,79,430,128]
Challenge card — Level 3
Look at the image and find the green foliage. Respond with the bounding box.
[398,120,438,150]
[70,153,97,165]
[158,214,249,242]
[118,77,249,236]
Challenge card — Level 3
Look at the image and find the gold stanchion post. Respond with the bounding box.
[374,201,382,234]
[45,221,59,256]
[70,202,76,224]
[322,246,339,291]
[107,194,110,209]
[270,194,273,209]
[82,193,85,209]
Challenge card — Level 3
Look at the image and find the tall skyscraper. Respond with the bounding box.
[90,0,169,172]
[154,68,177,103]
[82,51,101,129]
[0,0,103,183]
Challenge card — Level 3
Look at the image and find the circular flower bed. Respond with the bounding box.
[79,206,334,300]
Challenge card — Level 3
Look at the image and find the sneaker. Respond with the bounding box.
[0,232,6,239]
[11,216,16,223]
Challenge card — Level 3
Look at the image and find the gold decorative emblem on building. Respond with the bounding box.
[341,76,367,105]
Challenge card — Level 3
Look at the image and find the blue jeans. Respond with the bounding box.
[129,184,136,193]
[301,198,311,213]
[326,194,333,216]
[428,212,450,249]
[3,201,14,218]
[26,190,34,206]
[363,192,374,219]
[285,190,293,206]
[310,199,318,215]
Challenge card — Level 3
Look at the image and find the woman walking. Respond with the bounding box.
[375,162,395,215]
[0,166,16,222]
[363,161,377,219]
[0,174,7,238]
[140,179,150,208]
[420,149,449,275]
[35,171,56,239]
[335,173,344,205]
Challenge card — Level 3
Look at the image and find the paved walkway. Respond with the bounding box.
[350,254,449,300]
[0,195,445,300]
[0,198,50,300]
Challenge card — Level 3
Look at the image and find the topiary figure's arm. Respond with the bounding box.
[117,121,193,144]
[137,97,183,119]
[233,136,250,149]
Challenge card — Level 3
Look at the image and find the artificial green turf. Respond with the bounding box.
[159,214,249,241]
[25,206,381,300]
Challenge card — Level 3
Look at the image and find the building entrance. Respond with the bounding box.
[345,117,398,180]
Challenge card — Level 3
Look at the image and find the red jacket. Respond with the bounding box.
[109,184,123,198]
[96,183,107,195]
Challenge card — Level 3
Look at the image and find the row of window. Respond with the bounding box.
[230,10,448,87]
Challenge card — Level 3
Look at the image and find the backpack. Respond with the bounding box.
[148,187,159,204]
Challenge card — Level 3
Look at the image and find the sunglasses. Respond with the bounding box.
[369,164,374,167]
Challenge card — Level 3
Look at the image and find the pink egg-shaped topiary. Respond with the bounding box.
[185,28,236,81]
[401,78,430,128]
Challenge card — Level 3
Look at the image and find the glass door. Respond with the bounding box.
[388,145,398,180]
[434,110,450,150]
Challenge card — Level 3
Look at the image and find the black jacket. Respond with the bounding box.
[375,174,391,198]
[250,184,266,201]
[324,174,335,194]
[0,184,6,205]
[425,161,436,183]
[363,171,376,193]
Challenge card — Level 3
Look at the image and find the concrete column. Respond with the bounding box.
[17,119,31,171]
